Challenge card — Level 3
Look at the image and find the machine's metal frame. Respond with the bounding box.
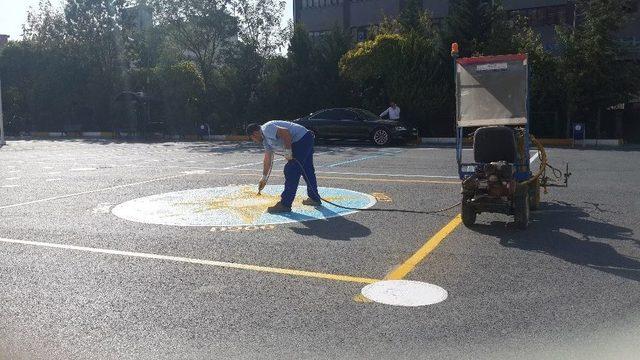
[453,54,532,182]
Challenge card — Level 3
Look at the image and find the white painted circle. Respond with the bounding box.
[112,185,376,227]
[361,280,448,307]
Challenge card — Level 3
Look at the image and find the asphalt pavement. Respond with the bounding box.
[1,139,639,359]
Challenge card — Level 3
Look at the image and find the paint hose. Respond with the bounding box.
[269,152,461,215]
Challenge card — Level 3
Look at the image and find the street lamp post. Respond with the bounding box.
[0,77,5,147]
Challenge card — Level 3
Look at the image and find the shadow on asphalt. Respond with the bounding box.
[288,215,372,241]
[473,201,640,282]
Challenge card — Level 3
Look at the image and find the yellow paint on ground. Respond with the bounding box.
[354,215,462,304]
[384,215,462,280]
[372,192,393,203]
[0,237,380,285]
[353,293,373,303]
[179,185,351,224]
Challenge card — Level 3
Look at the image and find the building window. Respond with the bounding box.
[510,6,569,27]
[309,30,329,40]
[303,0,340,8]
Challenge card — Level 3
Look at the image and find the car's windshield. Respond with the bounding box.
[355,109,380,121]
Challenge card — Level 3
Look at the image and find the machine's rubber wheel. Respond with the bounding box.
[514,185,530,230]
[529,179,541,211]
[473,126,517,163]
[372,128,390,146]
[461,196,476,227]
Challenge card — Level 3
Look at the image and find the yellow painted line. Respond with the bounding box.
[0,237,380,285]
[353,215,462,303]
[384,215,462,280]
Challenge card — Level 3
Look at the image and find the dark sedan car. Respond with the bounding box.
[294,108,418,146]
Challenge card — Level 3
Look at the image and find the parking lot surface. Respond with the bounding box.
[1,139,639,359]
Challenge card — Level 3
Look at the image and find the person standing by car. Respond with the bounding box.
[380,101,401,121]
[246,121,322,213]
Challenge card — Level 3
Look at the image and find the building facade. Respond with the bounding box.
[0,34,9,48]
[293,0,639,51]
[122,4,154,31]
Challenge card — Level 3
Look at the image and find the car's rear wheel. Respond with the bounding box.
[372,128,390,146]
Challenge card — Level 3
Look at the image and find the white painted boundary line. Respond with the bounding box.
[323,155,385,168]
[219,167,457,179]
[222,158,285,170]
[0,173,189,210]
[322,149,404,168]
[0,237,379,284]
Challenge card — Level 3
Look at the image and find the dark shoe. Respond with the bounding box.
[267,202,292,213]
[302,198,322,206]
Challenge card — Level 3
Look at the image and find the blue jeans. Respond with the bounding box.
[281,132,319,207]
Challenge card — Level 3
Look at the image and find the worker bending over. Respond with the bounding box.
[246,121,321,213]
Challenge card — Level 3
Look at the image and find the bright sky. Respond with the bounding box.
[0,0,294,40]
[0,0,46,39]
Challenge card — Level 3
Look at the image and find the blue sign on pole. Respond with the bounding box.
[573,123,585,146]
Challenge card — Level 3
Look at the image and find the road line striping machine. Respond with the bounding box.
[451,43,570,229]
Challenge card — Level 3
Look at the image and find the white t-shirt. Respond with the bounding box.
[380,106,401,120]
[261,120,308,151]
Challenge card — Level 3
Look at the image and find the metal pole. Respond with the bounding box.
[0,77,5,147]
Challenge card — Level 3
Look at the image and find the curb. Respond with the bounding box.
[420,137,624,147]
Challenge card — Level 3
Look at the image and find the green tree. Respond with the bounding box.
[63,0,128,131]
[444,0,513,57]
[557,0,640,137]
[220,0,288,132]
[511,19,566,137]
[153,0,237,89]
[341,13,451,135]
[273,24,318,118]
[156,62,205,134]
[313,26,354,108]
[230,0,288,57]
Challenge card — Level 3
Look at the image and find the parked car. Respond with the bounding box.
[294,108,418,146]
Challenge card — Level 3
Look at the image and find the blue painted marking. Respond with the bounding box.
[111,185,377,227]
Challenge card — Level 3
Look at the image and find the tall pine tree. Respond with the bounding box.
[444,0,512,57]
[557,0,640,137]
